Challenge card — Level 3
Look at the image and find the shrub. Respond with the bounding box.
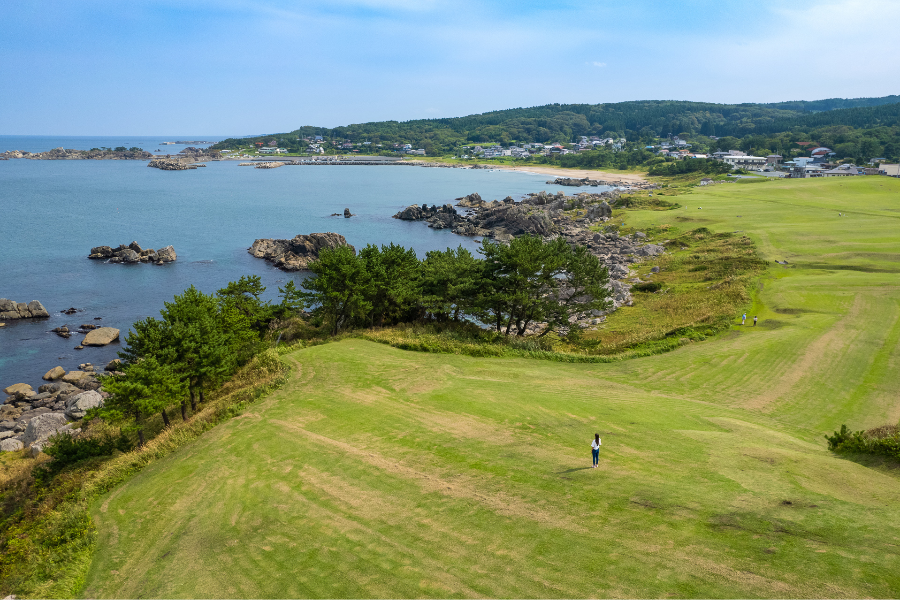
[826,423,900,459]
[632,282,662,292]
[41,433,133,471]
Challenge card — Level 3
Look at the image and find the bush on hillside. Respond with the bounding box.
[826,423,900,458]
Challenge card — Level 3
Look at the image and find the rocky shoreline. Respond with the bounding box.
[248,232,353,271]
[88,241,176,264]
[546,177,657,190]
[1,362,118,456]
[393,189,667,329]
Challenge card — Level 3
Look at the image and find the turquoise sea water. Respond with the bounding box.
[0,150,589,390]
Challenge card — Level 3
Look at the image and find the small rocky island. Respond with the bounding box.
[148,158,201,170]
[88,241,177,264]
[248,233,353,271]
[0,299,50,320]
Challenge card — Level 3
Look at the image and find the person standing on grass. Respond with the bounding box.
[753,316,758,326]
[591,433,601,468]
[741,313,747,325]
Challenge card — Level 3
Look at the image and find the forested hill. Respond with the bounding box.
[212,96,900,154]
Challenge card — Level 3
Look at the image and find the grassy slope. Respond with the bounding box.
[83,177,900,598]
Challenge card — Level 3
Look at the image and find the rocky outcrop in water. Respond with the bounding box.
[148,158,198,170]
[88,242,176,264]
[248,233,354,271]
[0,299,50,320]
[81,327,120,346]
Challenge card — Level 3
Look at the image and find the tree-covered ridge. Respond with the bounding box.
[213,96,900,155]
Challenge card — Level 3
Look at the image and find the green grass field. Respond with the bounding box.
[83,177,900,598]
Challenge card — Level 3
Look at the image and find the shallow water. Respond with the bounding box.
[0,156,589,390]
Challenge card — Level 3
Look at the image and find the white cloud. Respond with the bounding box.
[590,61,606,67]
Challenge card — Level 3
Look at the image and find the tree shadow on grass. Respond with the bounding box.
[833,452,900,479]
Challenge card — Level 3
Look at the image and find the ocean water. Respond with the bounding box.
[0,153,593,391]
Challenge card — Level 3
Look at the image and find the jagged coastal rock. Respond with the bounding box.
[248,232,354,271]
[0,299,50,320]
[88,241,176,264]
[148,158,198,170]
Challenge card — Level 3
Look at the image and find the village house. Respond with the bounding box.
[789,164,824,178]
[722,155,768,170]
[822,165,859,177]
[879,164,900,177]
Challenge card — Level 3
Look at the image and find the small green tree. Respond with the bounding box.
[421,246,484,321]
[301,246,372,335]
[477,236,612,336]
[543,244,612,338]
[162,286,235,409]
[359,243,421,327]
[277,280,305,316]
[99,357,187,445]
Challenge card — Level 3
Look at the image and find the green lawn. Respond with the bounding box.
[83,177,900,598]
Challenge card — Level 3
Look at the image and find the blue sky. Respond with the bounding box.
[1,0,897,135]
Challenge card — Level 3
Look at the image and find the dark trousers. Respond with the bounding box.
[592,448,599,466]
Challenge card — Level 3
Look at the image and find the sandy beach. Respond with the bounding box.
[489,164,648,183]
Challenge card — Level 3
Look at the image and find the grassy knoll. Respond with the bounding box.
[82,176,900,598]
[86,341,900,598]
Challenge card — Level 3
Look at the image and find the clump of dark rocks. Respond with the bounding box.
[88,241,176,264]
[248,232,354,271]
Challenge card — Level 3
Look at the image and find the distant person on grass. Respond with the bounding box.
[754,316,758,326]
[741,313,746,325]
[591,433,601,468]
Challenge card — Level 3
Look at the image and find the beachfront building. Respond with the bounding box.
[723,155,767,170]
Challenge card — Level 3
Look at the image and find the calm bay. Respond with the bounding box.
[0,148,586,390]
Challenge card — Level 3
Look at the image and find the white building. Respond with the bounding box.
[723,155,767,170]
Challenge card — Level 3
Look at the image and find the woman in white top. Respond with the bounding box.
[591,433,601,468]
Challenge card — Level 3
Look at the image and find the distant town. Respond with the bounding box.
[213,134,900,178]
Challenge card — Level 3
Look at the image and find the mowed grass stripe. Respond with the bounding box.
[87,340,900,598]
